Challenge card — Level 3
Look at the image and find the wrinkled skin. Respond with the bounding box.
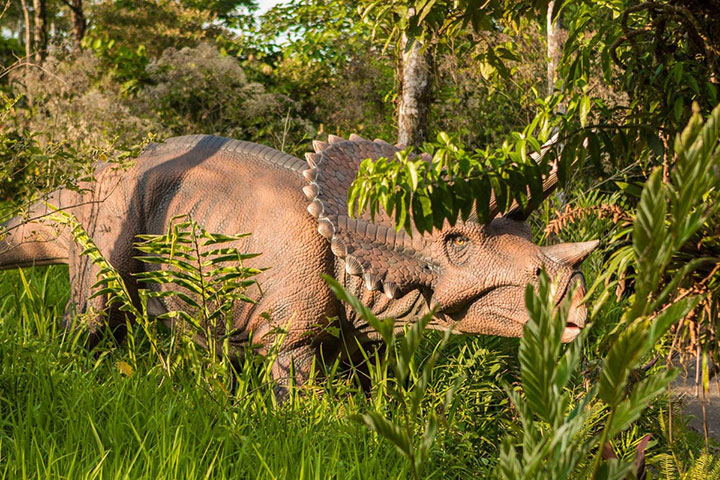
[337,216,594,351]
[428,217,592,343]
[0,135,597,393]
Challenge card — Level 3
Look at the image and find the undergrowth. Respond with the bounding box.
[0,264,528,478]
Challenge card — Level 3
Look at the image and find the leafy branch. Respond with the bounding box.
[347,91,601,233]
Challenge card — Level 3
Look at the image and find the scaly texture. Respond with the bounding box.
[303,134,434,299]
[0,134,598,393]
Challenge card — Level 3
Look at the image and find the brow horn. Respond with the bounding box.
[541,239,600,267]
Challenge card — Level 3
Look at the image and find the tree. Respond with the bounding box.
[546,0,561,94]
[397,33,432,147]
[60,0,85,51]
[360,1,545,146]
[19,0,31,63]
[32,0,46,62]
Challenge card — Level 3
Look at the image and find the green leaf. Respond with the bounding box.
[579,96,591,128]
[608,369,677,436]
[350,412,412,458]
[598,321,646,407]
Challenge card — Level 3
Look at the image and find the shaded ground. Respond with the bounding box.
[672,357,720,443]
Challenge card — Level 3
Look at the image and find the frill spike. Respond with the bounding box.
[344,255,363,275]
[301,135,438,298]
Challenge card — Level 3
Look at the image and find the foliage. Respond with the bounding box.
[141,43,313,153]
[560,0,720,140]
[5,52,154,152]
[348,91,595,231]
[133,215,263,376]
[497,104,720,479]
[2,0,720,476]
[327,275,462,479]
[0,92,118,205]
[245,0,397,141]
[45,209,265,383]
[82,33,151,94]
[88,0,252,58]
[358,0,518,45]
[598,102,720,444]
[653,453,720,480]
[0,43,315,203]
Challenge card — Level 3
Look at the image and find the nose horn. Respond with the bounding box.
[541,239,599,267]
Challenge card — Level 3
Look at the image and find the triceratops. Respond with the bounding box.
[0,134,597,387]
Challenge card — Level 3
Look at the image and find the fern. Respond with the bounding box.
[48,210,266,391]
[133,215,263,375]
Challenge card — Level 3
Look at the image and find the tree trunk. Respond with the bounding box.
[546,0,561,94]
[19,0,31,65]
[33,0,47,63]
[397,35,432,148]
[68,0,85,51]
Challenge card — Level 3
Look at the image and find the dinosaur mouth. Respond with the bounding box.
[562,322,582,343]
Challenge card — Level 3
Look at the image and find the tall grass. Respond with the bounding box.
[0,265,527,479]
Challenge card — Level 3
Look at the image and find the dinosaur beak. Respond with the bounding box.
[561,273,588,343]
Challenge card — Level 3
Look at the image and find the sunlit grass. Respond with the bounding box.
[0,266,526,479]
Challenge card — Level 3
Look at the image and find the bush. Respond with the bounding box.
[142,43,314,153]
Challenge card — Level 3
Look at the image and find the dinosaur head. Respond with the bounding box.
[303,135,597,342]
[428,217,597,342]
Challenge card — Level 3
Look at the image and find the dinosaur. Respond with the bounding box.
[0,134,597,389]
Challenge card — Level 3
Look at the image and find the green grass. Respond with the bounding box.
[0,266,523,479]
[0,266,714,479]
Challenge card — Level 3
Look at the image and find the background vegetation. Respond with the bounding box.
[0,0,719,478]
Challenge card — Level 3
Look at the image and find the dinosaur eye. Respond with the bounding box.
[447,235,469,249]
[446,235,471,265]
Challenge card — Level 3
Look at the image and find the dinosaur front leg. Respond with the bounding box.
[271,345,317,399]
[62,242,138,347]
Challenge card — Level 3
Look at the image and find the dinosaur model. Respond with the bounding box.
[0,134,597,388]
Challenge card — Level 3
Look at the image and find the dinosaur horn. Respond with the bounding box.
[484,193,501,224]
[541,240,599,267]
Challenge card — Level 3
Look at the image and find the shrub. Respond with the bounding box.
[141,43,314,154]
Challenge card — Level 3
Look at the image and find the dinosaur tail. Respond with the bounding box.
[0,192,71,270]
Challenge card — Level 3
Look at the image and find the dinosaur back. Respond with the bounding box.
[141,135,308,173]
